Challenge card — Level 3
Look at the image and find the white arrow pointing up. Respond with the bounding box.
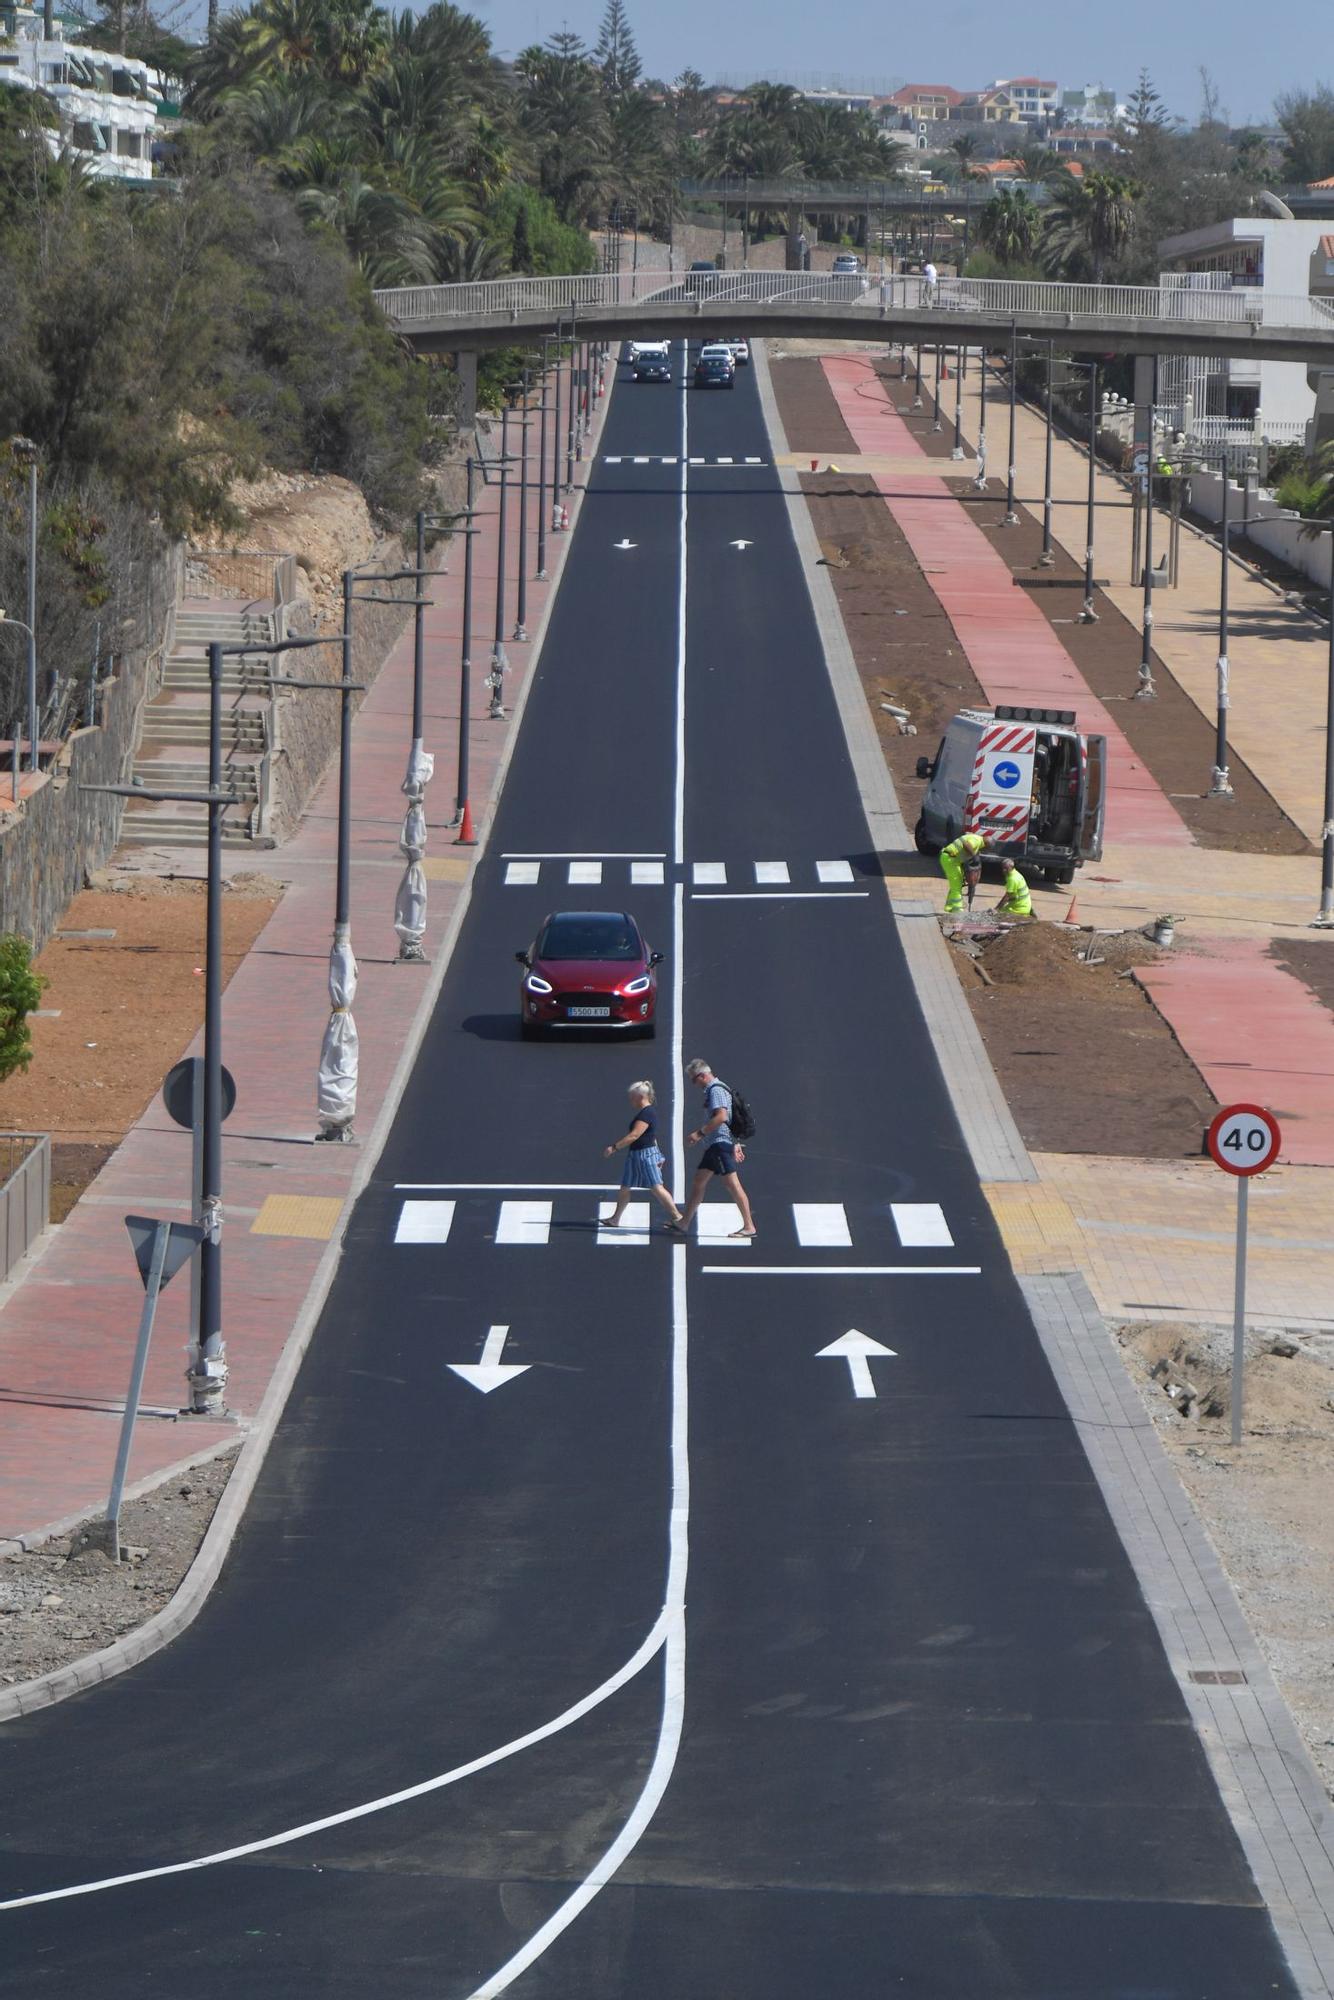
[817,1328,896,1400]
[730,539,754,550]
[448,1324,531,1395]
[613,538,638,550]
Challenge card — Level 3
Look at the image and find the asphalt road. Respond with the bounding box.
[0,346,1300,1998]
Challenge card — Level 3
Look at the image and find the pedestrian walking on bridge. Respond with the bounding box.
[939,828,989,915]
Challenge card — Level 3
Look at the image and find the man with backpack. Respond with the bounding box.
[672,1059,757,1239]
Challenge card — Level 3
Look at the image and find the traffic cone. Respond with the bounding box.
[810,458,819,472]
[1063,894,1080,924]
[941,360,949,379]
[560,502,570,530]
[455,798,476,846]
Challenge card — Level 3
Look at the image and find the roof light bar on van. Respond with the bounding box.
[993,704,1077,727]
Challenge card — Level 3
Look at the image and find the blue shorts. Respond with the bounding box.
[700,1141,738,1178]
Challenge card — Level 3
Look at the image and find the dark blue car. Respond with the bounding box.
[693,344,735,389]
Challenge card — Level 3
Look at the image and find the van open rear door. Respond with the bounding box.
[1079,735,1107,861]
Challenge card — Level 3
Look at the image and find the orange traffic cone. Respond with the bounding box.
[1063,894,1080,924]
[455,798,476,846]
[810,458,819,472]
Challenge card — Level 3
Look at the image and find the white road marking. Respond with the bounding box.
[597,1201,651,1243]
[745,456,763,464]
[613,538,637,550]
[631,860,665,884]
[892,1202,955,1247]
[502,851,666,859]
[816,858,856,882]
[0,1620,673,1911]
[793,1203,852,1248]
[754,862,790,884]
[633,456,650,464]
[448,1324,531,1394]
[695,1204,751,1245]
[688,455,704,465]
[504,861,540,885]
[692,891,869,901]
[605,455,622,463]
[394,1199,455,1244]
[692,861,726,884]
[717,456,733,464]
[817,1328,896,1399]
[394,1182,618,1191]
[730,539,754,550]
[703,1265,981,1276]
[495,1201,552,1245]
[568,860,602,884]
[661,455,678,464]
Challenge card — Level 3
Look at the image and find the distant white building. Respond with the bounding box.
[1060,82,1124,126]
[0,3,179,181]
[993,76,1059,126]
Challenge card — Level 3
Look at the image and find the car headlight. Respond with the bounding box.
[623,975,651,995]
[524,974,553,995]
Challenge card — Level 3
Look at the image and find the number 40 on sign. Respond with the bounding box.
[1206,1103,1282,1447]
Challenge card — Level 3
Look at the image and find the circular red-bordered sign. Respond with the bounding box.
[1207,1102,1282,1177]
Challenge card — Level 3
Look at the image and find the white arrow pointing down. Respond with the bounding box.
[817,1329,896,1399]
[448,1324,531,1394]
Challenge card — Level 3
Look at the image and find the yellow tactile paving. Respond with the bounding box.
[989,1154,1334,1329]
[422,855,471,882]
[250,1194,344,1240]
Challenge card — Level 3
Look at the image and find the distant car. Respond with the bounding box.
[831,252,863,276]
[630,341,671,381]
[722,336,750,365]
[685,259,718,295]
[517,910,662,1038]
[693,343,735,389]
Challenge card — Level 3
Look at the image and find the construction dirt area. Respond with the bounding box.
[771,345,1334,1803]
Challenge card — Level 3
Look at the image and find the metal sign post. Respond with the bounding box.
[1206,1103,1282,1447]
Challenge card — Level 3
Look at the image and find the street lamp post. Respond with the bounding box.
[7,438,40,777]
[1079,360,1100,625]
[1136,400,1157,694]
[952,345,964,460]
[912,343,923,412]
[552,321,565,532]
[0,614,35,802]
[566,338,578,491]
[512,377,530,643]
[537,344,550,581]
[1314,535,1334,928]
[490,400,512,712]
[1038,339,1055,567]
[1212,459,1234,798]
[973,343,988,491]
[457,456,478,839]
[933,346,943,433]
[1004,323,1020,525]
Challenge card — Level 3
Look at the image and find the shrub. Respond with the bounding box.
[0,933,44,1083]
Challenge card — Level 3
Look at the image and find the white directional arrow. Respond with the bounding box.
[448,1324,531,1395]
[817,1329,896,1400]
[730,539,754,551]
[613,538,638,551]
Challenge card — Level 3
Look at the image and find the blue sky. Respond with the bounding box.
[472,0,1329,131]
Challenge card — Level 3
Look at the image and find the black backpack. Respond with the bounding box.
[721,1081,756,1142]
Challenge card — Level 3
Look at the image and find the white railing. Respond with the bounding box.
[373,269,1334,335]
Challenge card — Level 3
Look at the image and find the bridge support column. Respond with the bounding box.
[454,349,479,427]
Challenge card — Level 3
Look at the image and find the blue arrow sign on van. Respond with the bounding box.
[991,760,1022,789]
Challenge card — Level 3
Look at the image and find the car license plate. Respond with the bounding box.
[567,1006,610,1019]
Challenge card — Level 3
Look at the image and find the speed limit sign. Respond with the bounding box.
[1207,1103,1282,1177]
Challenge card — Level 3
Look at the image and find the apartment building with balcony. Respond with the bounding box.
[0,1,178,181]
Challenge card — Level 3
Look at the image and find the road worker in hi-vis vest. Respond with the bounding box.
[940,828,989,915]
[996,859,1033,919]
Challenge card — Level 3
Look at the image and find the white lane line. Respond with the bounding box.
[688,455,704,465]
[893,1202,955,1248]
[0,1620,671,1912]
[745,456,763,464]
[661,455,678,464]
[631,860,665,885]
[502,852,666,860]
[394,1182,617,1191]
[470,435,694,1993]
[816,859,856,883]
[692,891,869,901]
[692,861,726,885]
[633,455,650,464]
[793,1203,852,1248]
[495,1201,552,1245]
[695,1204,751,1245]
[504,861,540,886]
[717,456,734,464]
[702,1265,982,1276]
[597,1201,651,1243]
[394,1200,456,1244]
[568,860,603,885]
[754,861,790,884]
[605,455,622,464]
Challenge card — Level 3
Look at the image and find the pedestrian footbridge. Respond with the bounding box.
[374,270,1334,366]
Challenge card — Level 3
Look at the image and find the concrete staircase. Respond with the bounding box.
[120,604,278,849]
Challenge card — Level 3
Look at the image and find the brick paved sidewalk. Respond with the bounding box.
[0,383,608,1550]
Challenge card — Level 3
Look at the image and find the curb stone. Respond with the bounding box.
[753,338,1334,1997]
[0,377,614,1726]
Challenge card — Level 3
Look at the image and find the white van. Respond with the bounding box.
[914,704,1106,886]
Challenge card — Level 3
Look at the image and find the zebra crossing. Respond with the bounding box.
[502,857,862,890]
[392,1196,959,1253]
[603,455,768,468]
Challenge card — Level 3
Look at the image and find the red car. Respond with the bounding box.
[517,910,662,1039]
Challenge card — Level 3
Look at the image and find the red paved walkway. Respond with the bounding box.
[0,381,607,1548]
[1136,938,1334,1168]
[821,355,1190,849]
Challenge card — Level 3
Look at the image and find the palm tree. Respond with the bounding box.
[1014,142,1063,186]
[949,131,982,181]
[1041,169,1140,281]
[976,187,1042,265]
[297,171,439,283]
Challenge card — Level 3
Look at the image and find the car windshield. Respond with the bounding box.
[536,914,641,961]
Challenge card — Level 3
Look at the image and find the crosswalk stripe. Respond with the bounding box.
[496,1201,552,1245]
[504,861,540,886]
[395,1199,455,1244]
[754,861,790,884]
[717,456,734,464]
[745,456,763,464]
[692,862,727,885]
[816,859,855,883]
[598,1201,651,1243]
[792,1203,852,1247]
[631,861,665,885]
[696,1204,751,1245]
[633,456,650,464]
[892,1203,954,1248]
[605,455,622,464]
[568,861,602,885]
[661,456,678,464]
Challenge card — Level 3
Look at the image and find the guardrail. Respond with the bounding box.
[0,1132,49,1283]
[373,269,1334,334]
[184,549,298,605]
